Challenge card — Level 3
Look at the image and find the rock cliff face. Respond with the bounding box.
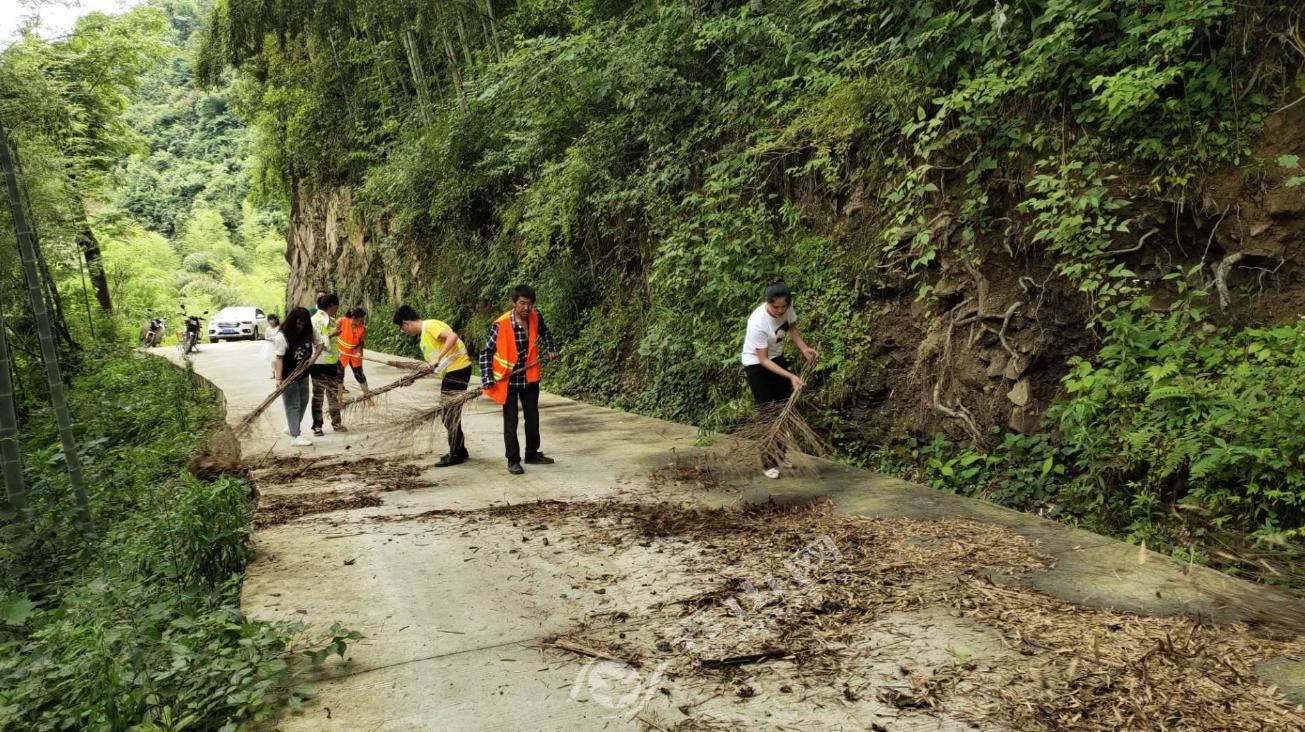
[284,183,396,313]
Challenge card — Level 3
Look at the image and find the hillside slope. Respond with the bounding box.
[199,0,1305,570]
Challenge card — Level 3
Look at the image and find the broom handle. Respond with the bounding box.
[342,365,437,407]
[469,356,544,396]
[343,353,545,408]
[235,344,324,431]
[362,354,424,369]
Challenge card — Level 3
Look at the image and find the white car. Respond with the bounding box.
[208,306,269,342]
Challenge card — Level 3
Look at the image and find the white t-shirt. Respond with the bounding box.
[271,329,327,357]
[740,303,798,366]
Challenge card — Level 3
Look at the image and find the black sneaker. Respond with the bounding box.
[435,454,465,468]
[334,425,348,433]
[507,461,525,475]
[524,452,555,465]
[313,428,325,437]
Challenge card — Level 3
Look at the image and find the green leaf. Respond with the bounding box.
[0,596,36,627]
[1276,154,1300,169]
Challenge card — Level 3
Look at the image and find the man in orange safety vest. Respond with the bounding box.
[478,285,559,475]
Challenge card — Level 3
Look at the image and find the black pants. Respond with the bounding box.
[310,363,343,430]
[744,356,792,469]
[441,365,472,458]
[503,382,541,463]
[347,363,367,385]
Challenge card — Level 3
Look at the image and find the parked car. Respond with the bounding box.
[208,306,268,342]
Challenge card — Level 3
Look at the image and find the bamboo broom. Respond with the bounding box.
[362,354,425,371]
[233,344,323,435]
[709,360,829,475]
[383,358,544,439]
[340,362,440,414]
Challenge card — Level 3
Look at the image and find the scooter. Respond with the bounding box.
[141,317,165,347]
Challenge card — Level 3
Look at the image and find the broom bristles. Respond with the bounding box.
[706,361,829,476]
[386,386,484,436]
[362,354,425,371]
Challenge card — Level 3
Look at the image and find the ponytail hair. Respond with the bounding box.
[763,277,791,304]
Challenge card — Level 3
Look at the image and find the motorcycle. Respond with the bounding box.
[179,306,207,355]
[140,317,165,348]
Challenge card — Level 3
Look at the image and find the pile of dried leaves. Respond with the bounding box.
[253,490,383,528]
[386,497,1305,731]
[245,456,434,528]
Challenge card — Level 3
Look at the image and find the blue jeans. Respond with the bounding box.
[281,378,310,438]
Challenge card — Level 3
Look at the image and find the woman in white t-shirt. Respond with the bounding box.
[739,278,819,478]
[271,307,326,446]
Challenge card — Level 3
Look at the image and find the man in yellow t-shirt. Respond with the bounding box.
[393,305,474,467]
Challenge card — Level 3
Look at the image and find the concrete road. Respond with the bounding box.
[155,341,1304,731]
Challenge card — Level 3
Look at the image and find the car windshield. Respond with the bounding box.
[215,308,255,321]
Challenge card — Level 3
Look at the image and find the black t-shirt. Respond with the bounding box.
[281,336,315,381]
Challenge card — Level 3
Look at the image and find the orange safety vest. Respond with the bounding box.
[338,317,365,360]
[483,309,540,405]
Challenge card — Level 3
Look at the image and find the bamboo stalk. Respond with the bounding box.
[362,354,424,370]
[0,121,94,538]
[0,298,27,519]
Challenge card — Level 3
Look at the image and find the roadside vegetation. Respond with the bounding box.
[0,3,354,729]
[0,355,355,731]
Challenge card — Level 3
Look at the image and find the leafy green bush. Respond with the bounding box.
[1057,308,1305,541]
[195,0,1302,578]
[902,305,1305,552]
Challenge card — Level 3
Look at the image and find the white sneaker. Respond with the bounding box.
[290,436,313,447]
[763,467,781,480]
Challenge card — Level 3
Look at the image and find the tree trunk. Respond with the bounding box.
[34,231,77,348]
[15,146,78,348]
[432,4,467,110]
[76,216,112,312]
[0,122,94,538]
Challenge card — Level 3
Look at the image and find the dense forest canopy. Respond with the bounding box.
[0,5,330,729]
[0,0,286,355]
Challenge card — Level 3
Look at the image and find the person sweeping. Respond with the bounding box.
[310,293,345,436]
[338,308,371,397]
[479,285,558,475]
[740,277,818,479]
[272,307,326,447]
[393,305,475,467]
